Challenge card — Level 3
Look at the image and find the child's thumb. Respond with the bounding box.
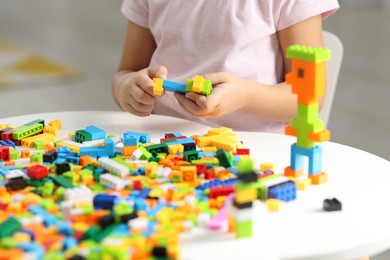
[149,66,168,79]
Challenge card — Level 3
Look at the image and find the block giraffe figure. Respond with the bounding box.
[284,45,331,185]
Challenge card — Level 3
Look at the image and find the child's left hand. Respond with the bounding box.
[174,72,249,118]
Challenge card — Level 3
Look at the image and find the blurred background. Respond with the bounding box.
[0,0,389,257]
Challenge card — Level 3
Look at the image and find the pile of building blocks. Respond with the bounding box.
[0,119,302,259]
[0,45,336,259]
[153,75,212,96]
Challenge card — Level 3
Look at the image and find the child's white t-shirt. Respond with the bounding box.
[121,0,339,133]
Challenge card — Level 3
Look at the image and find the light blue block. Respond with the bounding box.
[162,79,186,93]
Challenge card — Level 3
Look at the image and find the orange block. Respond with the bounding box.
[21,149,31,158]
[124,146,137,157]
[4,160,15,166]
[79,155,93,166]
[309,172,328,185]
[284,166,304,178]
[0,248,24,260]
[309,129,331,142]
[285,124,297,137]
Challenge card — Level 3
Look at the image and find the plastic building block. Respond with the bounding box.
[323,198,342,211]
[98,157,130,177]
[265,199,284,212]
[27,165,48,180]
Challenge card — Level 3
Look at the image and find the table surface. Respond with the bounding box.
[2,111,390,260]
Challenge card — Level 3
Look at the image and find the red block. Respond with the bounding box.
[0,147,10,161]
[27,164,49,179]
[236,148,250,155]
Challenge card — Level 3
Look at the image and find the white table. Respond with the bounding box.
[2,111,390,260]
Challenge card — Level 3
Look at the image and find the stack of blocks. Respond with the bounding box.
[228,158,257,238]
[284,45,331,186]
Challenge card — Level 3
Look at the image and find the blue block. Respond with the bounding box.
[56,146,71,154]
[146,202,164,218]
[123,131,150,144]
[268,180,297,202]
[134,198,148,211]
[132,167,145,176]
[66,156,80,165]
[123,134,137,146]
[58,222,73,236]
[172,132,184,137]
[85,126,106,140]
[198,152,215,158]
[290,144,323,175]
[0,140,16,148]
[63,237,78,251]
[17,243,44,259]
[93,194,118,210]
[172,137,193,144]
[137,188,151,198]
[162,79,186,93]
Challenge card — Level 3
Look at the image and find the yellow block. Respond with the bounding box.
[265,199,284,212]
[21,133,55,148]
[207,127,233,135]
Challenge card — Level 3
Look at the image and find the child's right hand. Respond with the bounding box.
[117,66,167,116]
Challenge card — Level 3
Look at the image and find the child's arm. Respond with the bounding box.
[112,21,167,116]
[174,15,324,122]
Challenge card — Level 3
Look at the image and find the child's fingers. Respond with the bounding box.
[131,84,156,106]
[135,74,157,96]
[175,93,216,116]
[203,72,229,85]
[120,96,153,117]
[184,92,218,111]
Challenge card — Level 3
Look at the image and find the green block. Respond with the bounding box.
[54,186,65,200]
[185,78,212,96]
[27,178,47,187]
[75,129,92,143]
[40,198,56,210]
[79,169,93,177]
[41,182,55,197]
[236,220,252,238]
[111,157,133,174]
[12,123,44,140]
[43,251,65,260]
[51,175,74,188]
[184,150,199,162]
[30,153,43,163]
[145,143,167,157]
[9,149,19,160]
[83,205,94,215]
[0,237,18,248]
[33,140,45,150]
[216,149,232,168]
[101,245,128,260]
[63,171,76,184]
[148,156,161,163]
[24,119,45,127]
[113,202,133,223]
[257,185,268,201]
[90,183,105,192]
[236,158,254,174]
[0,218,22,239]
[287,45,331,62]
[137,144,152,160]
[295,131,317,149]
[296,104,319,122]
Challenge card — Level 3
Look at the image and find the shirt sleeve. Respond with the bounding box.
[121,0,149,28]
[276,0,339,31]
